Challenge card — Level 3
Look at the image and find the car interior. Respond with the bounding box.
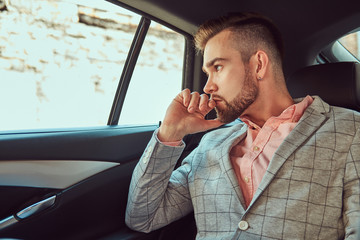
[0,0,359,239]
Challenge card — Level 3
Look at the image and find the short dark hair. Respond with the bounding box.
[194,12,284,70]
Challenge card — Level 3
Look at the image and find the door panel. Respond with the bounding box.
[0,125,156,239]
[0,160,119,188]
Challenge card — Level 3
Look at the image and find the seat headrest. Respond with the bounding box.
[288,62,360,111]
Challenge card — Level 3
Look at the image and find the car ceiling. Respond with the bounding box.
[112,0,360,74]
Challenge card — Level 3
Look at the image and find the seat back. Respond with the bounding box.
[287,62,360,111]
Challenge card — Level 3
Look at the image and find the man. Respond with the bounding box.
[126,12,360,239]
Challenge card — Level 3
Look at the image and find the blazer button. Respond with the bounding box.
[238,220,249,231]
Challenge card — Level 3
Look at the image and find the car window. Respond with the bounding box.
[338,31,360,61]
[0,0,184,131]
[119,23,184,125]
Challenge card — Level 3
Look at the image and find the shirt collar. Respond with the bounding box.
[240,95,314,129]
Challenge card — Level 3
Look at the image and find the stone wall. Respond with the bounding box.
[0,0,184,130]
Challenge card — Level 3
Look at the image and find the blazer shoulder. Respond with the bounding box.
[330,105,360,122]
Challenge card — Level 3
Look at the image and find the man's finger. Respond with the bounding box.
[180,88,191,107]
[199,94,209,112]
[188,92,200,113]
[199,94,217,115]
[208,99,216,109]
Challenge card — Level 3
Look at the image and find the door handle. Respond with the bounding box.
[16,195,56,219]
[0,215,17,230]
[0,195,56,230]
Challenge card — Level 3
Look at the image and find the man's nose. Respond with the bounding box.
[203,76,218,94]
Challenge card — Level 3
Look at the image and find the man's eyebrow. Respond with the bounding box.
[205,57,227,68]
[202,57,227,74]
[202,58,227,74]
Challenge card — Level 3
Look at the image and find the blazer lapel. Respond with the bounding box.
[249,97,330,206]
[216,124,248,208]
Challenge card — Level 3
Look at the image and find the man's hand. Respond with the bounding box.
[158,89,223,142]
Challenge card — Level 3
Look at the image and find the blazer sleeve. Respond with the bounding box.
[125,130,194,233]
[343,126,360,239]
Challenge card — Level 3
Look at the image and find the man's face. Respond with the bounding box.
[202,30,258,123]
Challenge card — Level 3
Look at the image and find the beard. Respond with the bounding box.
[214,69,258,123]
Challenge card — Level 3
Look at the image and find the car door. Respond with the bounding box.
[0,1,191,239]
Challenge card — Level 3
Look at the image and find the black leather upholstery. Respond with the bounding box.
[288,62,360,111]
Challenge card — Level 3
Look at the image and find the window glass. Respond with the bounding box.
[338,31,360,60]
[119,23,184,125]
[0,0,141,131]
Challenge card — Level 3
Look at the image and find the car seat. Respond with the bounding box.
[287,62,360,112]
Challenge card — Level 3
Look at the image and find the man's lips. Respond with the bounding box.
[210,96,223,104]
[210,97,224,108]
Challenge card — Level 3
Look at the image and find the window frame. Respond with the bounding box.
[107,1,195,126]
[107,17,151,126]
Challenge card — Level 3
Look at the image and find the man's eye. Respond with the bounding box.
[215,65,222,72]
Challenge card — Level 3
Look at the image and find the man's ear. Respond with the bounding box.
[253,50,269,80]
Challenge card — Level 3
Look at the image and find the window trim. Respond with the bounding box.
[107,17,151,126]
[106,1,195,126]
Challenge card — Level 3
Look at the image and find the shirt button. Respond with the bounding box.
[244,176,249,183]
[238,220,249,231]
[253,146,260,151]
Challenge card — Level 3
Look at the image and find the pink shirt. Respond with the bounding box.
[230,96,313,207]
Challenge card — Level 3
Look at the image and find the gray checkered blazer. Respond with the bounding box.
[126,97,360,239]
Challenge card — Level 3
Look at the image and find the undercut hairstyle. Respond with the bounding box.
[194,12,284,71]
